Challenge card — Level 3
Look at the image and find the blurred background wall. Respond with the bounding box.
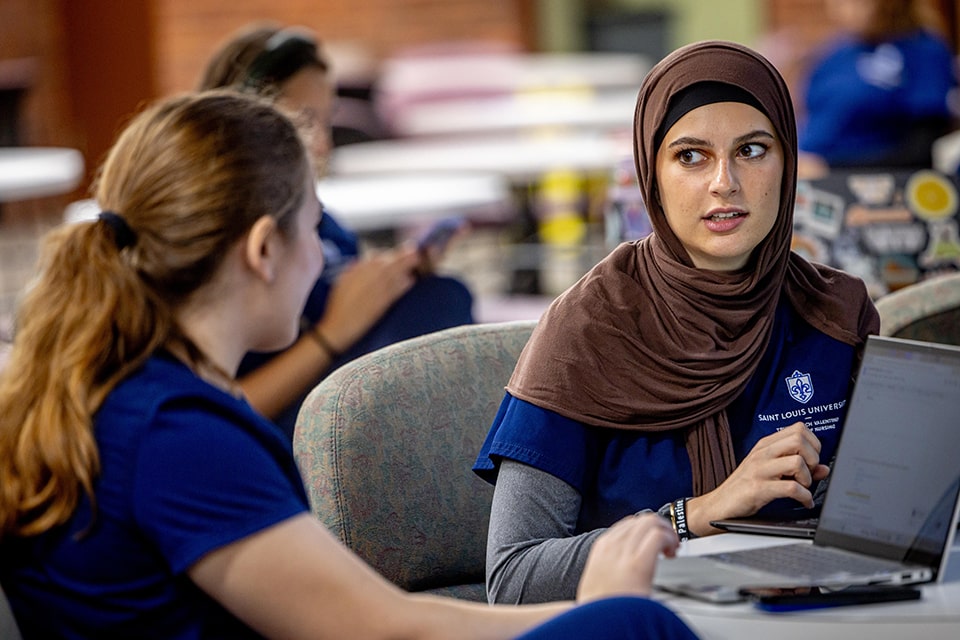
[1,0,957,200]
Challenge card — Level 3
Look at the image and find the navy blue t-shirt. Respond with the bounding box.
[0,353,309,639]
[799,30,956,166]
[474,300,855,531]
[302,209,361,325]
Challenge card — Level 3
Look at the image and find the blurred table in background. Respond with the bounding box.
[317,172,512,231]
[377,49,650,138]
[388,88,637,139]
[65,172,514,235]
[379,50,648,107]
[0,145,82,323]
[0,147,84,202]
[354,48,649,299]
[330,131,630,297]
[330,130,631,182]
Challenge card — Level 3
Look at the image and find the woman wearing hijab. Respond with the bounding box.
[474,40,880,604]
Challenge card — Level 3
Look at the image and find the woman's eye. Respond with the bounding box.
[677,149,705,165]
[739,142,768,159]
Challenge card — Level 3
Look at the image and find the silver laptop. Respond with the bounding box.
[654,335,960,602]
[708,515,819,539]
[709,467,832,538]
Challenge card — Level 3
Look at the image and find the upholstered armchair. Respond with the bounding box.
[293,320,536,601]
[0,583,22,640]
[875,272,960,345]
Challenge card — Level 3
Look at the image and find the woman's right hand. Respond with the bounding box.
[314,248,420,353]
[576,513,678,602]
[687,421,829,536]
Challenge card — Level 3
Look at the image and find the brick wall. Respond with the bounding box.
[1,0,956,205]
[0,0,79,224]
[0,0,76,149]
[766,0,956,54]
[153,0,537,94]
[0,0,536,202]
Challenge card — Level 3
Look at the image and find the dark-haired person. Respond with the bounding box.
[200,24,474,436]
[474,40,880,604]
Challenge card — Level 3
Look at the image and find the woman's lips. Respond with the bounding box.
[703,209,747,232]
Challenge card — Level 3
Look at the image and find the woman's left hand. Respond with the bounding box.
[577,513,679,601]
[685,421,829,536]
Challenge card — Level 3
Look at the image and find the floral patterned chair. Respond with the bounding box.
[293,320,537,601]
[874,272,960,345]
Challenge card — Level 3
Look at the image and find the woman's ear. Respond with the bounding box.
[245,215,279,283]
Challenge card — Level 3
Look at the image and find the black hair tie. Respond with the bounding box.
[98,211,137,250]
[242,30,319,90]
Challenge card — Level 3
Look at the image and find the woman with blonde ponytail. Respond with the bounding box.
[0,91,696,640]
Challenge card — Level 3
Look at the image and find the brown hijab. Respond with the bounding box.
[507,40,879,496]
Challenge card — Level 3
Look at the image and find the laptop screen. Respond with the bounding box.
[816,336,960,575]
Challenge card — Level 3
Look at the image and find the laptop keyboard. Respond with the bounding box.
[710,543,902,579]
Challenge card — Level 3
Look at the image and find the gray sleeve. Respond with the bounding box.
[485,459,606,604]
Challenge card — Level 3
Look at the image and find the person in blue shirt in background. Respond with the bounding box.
[0,90,699,640]
[797,0,957,178]
[200,24,474,437]
[474,40,880,605]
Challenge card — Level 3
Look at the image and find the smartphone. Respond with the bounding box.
[739,584,922,612]
[657,583,746,604]
[415,216,466,255]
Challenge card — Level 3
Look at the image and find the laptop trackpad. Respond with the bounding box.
[654,555,788,588]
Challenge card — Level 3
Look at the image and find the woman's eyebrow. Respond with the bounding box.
[667,129,775,149]
[667,135,710,149]
[734,129,775,145]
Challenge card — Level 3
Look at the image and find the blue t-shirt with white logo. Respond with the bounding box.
[799,30,956,166]
[474,299,855,530]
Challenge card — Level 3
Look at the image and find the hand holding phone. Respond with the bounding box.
[739,584,922,612]
[414,216,467,274]
[416,216,466,253]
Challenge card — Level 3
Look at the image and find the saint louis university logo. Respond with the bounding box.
[785,370,814,404]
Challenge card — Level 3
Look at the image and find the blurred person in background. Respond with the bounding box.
[200,24,475,437]
[797,0,957,178]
